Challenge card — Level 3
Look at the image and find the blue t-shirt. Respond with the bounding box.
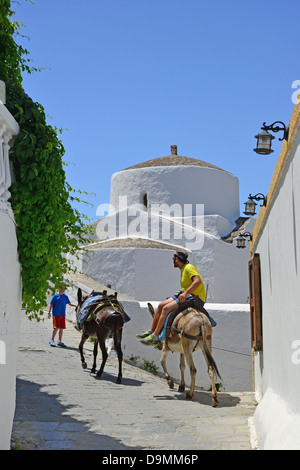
[50,293,70,317]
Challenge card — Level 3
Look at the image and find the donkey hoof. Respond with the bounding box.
[185,392,193,400]
[167,379,174,389]
[212,398,219,407]
[178,385,185,392]
[91,368,96,374]
[116,377,122,384]
[82,362,87,369]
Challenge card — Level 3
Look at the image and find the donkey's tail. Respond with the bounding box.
[104,311,124,330]
[201,317,222,380]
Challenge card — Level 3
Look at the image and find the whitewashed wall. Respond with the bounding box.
[110,166,240,224]
[253,126,300,450]
[0,99,21,450]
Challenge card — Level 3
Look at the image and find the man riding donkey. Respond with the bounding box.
[137,250,216,346]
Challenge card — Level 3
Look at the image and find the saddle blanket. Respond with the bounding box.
[77,295,104,325]
[77,295,131,326]
[158,312,172,341]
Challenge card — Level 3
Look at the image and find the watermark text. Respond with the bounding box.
[291,340,300,365]
[96,197,205,249]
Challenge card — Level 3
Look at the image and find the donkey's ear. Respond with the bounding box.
[77,288,82,304]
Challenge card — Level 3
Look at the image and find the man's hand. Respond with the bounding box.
[178,292,188,303]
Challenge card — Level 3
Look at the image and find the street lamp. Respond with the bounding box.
[253,121,289,155]
[253,130,275,155]
[236,232,252,249]
[244,193,267,216]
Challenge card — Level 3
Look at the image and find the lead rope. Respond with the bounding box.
[108,300,145,333]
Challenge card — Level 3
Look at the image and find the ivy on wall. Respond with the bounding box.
[0,0,92,319]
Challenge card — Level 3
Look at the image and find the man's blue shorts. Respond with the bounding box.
[171,294,205,307]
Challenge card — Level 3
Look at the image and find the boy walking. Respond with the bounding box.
[48,286,76,347]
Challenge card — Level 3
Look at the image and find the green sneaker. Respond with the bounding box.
[136,329,153,339]
[140,334,159,346]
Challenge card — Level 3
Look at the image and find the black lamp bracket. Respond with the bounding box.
[240,231,253,241]
[261,121,289,141]
[249,193,267,207]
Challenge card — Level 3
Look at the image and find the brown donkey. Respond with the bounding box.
[148,304,221,407]
[76,288,125,384]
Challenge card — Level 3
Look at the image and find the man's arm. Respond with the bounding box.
[178,275,201,302]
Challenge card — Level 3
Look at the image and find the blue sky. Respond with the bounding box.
[12,0,300,222]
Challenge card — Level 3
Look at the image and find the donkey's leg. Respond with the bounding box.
[178,353,186,392]
[96,335,108,378]
[114,329,123,384]
[79,332,89,369]
[91,339,98,374]
[160,344,174,389]
[182,341,197,399]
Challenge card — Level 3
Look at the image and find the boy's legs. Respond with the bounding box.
[51,328,58,341]
[50,317,66,345]
[58,328,64,343]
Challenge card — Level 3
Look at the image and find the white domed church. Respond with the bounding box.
[78,145,254,303]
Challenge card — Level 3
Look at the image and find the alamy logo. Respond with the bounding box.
[0,340,6,365]
[291,340,300,365]
[291,80,300,105]
[96,197,205,249]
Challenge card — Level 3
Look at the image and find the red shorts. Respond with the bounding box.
[53,316,66,329]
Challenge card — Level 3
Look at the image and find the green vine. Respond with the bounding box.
[0,0,93,319]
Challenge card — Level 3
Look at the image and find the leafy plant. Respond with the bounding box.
[0,0,93,319]
[10,439,21,450]
[208,382,224,392]
[128,354,140,365]
[143,359,159,375]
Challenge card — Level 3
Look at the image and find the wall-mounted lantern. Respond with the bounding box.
[253,130,275,155]
[253,121,289,155]
[243,193,267,216]
[236,231,253,249]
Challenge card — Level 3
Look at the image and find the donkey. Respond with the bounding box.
[76,288,125,384]
[148,304,221,407]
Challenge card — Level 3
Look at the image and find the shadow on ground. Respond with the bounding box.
[12,378,144,450]
[153,389,241,407]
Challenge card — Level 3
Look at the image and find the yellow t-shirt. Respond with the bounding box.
[180,263,206,302]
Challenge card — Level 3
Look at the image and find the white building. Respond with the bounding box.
[251,101,300,449]
[80,145,254,303]
[69,146,255,391]
[0,86,22,450]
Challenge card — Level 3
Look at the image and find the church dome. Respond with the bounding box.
[109,145,240,224]
[122,145,229,173]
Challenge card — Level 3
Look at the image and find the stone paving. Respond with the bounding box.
[12,311,258,451]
